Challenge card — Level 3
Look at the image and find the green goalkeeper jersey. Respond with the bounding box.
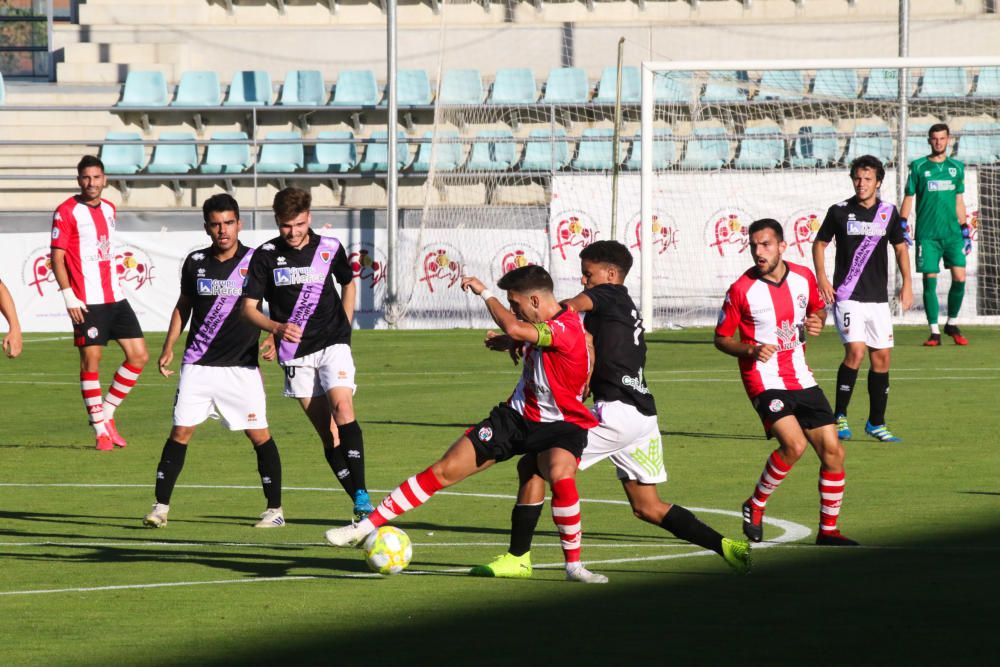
[905,155,965,240]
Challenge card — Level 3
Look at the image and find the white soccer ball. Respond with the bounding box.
[364,526,413,575]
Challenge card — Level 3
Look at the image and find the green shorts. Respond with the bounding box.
[916,236,966,273]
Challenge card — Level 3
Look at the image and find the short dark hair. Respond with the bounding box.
[202,193,240,223]
[579,240,633,277]
[849,154,885,183]
[748,218,784,242]
[77,155,105,175]
[497,265,554,293]
[273,187,311,223]
[928,123,950,137]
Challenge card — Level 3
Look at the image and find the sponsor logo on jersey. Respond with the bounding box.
[276,256,287,265]
[273,267,324,286]
[22,247,57,296]
[550,209,599,261]
[705,208,752,257]
[847,220,888,236]
[419,243,464,293]
[769,399,784,413]
[478,426,493,442]
[621,372,651,395]
[927,180,956,192]
[197,277,243,296]
[775,319,802,351]
[197,268,206,276]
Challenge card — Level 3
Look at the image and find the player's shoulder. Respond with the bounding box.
[727,268,758,295]
[946,156,965,171]
[910,155,930,169]
[252,237,281,257]
[185,246,213,263]
[100,198,117,214]
[785,261,817,282]
[53,195,79,217]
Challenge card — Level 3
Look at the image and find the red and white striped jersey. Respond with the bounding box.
[508,307,599,429]
[50,196,125,305]
[715,261,826,398]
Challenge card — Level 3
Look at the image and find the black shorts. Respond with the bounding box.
[466,403,588,466]
[73,300,144,347]
[751,386,835,439]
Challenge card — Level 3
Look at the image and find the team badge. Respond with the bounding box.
[239,268,248,278]
[478,426,493,442]
[797,294,807,309]
[768,399,784,413]
[320,250,332,264]
[51,227,60,240]
[949,168,957,177]
[87,327,99,339]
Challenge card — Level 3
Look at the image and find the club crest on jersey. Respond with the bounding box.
[797,294,807,309]
[239,267,248,278]
[769,399,784,413]
[949,167,957,177]
[478,426,493,442]
[87,327,99,339]
[319,250,332,264]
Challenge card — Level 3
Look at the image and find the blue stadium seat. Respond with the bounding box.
[973,67,1000,98]
[490,68,538,104]
[542,67,590,104]
[331,70,380,106]
[200,131,252,174]
[146,132,198,174]
[864,69,900,100]
[521,129,570,171]
[812,69,859,99]
[117,71,169,107]
[594,66,640,103]
[734,124,785,168]
[306,131,357,173]
[100,132,146,174]
[359,131,410,171]
[466,130,517,171]
[654,72,694,103]
[225,70,273,106]
[624,129,677,170]
[680,126,732,169]
[281,70,327,105]
[956,122,1000,165]
[392,69,433,106]
[439,69,484,105]
[257,131,304,173]
[172,71,222,106]
[917,67,969,98]
[701,70,747,103]
[758,70,805,100]
[846,122,893,164]
[790,124,840,168]
[571,128,625,171]
[905,123,932,162]
[412,131,463,172]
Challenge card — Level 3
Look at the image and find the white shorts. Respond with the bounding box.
[833,300,894,349]
[579,400,667,484]
[281,343,357,398]
[173,364,268,431]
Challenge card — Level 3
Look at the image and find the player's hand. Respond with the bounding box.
[461,276,487,296]
[962,224,972,255]
[260,334,276,361]
[158,349,174,377]
[750,343,778,363]
[3,330,22,359]
[816,277,835,307]
[274,322,302,344]
[485,330,522,364]
[899,283,913,312]
[900,218,914,247]
[804,312,825,336]
[60,288,88,325]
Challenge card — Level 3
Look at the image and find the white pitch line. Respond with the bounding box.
[0,540,700,550]
[0,576,317,597]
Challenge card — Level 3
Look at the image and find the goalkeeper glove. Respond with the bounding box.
[962,224,972,256]
[899,218,913,247]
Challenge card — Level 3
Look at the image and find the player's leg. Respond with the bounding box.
[944,256,969,344]
[299,394,357,500]
[832,301,866,440]
[917,240,942,344]
[864,346,900,442]
[246,428,284,528]
[78,343,112,450]
[326,386,371,520]
[804,424,857,546]
[144,424,194,527]
[470,455,544,578]
[102,302,148,446]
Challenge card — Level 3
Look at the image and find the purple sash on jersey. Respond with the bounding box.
[182,249,255,365]
[277,235,341,363]
[835,202,893,302]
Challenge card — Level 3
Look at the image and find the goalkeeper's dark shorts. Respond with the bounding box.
[750,387,835,439]
[465,403,587,466]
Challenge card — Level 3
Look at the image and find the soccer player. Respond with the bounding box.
[0,279,23,359]
[50,155,148,451]
[325,266,609,584]
[715,219,857,547]
[472,241,750,578]
[899,124,970,346]
[144,194,284,529]
[813,155,912,443]
[241,187,373,520]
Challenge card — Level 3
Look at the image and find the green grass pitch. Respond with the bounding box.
[1,327,997,665]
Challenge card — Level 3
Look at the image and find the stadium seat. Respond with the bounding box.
[790,124,840,168]
[734,124,785,168]
[812,69,860,99]
[917,67,969,98]
[905,123,932,162]
[172,71,222,106]
[863,69,900,100]
[466,130,517,171]
[654,72,695,103]
[391,69,433,106]
[257,131,304,173]
[680,126,732,169]
[758,70,806,101]
[571,128,625,171]
[225,70,273,106]
[594,66,641,104]
[200,131,252,174]
[146,132,198,174]
[359,130,410,171]
[439,69,484,105]
[100,132,146,174]
[701,70,747,103]
[956,122,1000,165]
[331,70,380,106]
[624,129,677,170]
[281,70,327,105]
[412,131,463,172]
[972,67,1000,97]
[306,131,357,173]
[846,122,893,164]
[520,129,570,171]
[542,67,590,104]
[117,71,169,107]
[489,68,538,104]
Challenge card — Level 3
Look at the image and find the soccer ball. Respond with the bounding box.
[363,526,412,575]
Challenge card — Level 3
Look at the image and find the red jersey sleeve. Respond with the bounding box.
[714,286,743,338]
[805,269,826,314]
[50,202,74,251]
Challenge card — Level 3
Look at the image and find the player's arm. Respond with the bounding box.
[50,248,87,324]
[158,294,192,377]
[713,333,776,363]
[0,281,23,359]
[561,292,595,313]
[899,194,914,222]
[461,276,539,343]
[583,330,595,400]
[340,278,357,325]
[811,240,834,305]
[893,242,913,311]
[240,298,302,344]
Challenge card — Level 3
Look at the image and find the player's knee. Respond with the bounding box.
[129,347,150,368]
[632,499,669,524]
[169,426,194,443]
